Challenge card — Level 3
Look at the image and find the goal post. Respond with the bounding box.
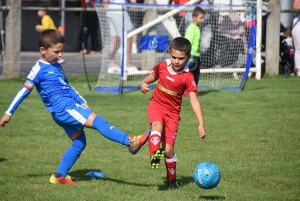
[94,3,258,94]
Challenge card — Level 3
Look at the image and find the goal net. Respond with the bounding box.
[93,3,256,94]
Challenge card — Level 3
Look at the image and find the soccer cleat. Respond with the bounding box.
[150,148,165,169]
[128,130,150,155]
[167,180,179,190]
[49,174,76,185]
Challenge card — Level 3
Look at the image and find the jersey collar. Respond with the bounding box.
[166,59,189,75]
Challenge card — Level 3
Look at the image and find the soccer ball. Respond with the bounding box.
[193,162,221,189]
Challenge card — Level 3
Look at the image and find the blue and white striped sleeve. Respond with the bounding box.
[5,79,35,116]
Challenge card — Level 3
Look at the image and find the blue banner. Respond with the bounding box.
[139,36,169,51]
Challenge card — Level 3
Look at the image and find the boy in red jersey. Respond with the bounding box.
[140,37,206,189]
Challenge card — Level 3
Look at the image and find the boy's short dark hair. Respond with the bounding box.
[39,29,65,49]
[192,6,205,17]
[168,37,191,55]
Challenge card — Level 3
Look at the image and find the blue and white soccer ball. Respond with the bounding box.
[193,162,221,189]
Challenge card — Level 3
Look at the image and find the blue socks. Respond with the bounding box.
[55,132,86,177]
[55,116,130,177]
[92,116,130,146]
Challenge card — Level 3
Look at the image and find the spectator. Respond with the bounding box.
[292,0,300,76]
[35,7,57,33]
[103,0,139,74]
[128,0,145,54]
[168,0,189,37]
[280,27,295,75]
[78,0,102,54]
[35,7,65,63]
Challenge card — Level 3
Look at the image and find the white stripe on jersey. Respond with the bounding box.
[71,86,87,103]
[6,87,28,116]
[27,62,41,80]
[66,108,87,125]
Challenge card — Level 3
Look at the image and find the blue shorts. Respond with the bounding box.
[52,103,93,136]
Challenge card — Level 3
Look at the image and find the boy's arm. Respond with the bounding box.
[36,16,52,32]
[140,71,157,94]
[189,92,206,139]
[69,85,87,106]
[0,79,34,127]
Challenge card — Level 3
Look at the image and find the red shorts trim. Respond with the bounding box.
[148,100,180,146]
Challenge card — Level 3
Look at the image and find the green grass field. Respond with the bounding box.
[0,75,299,201]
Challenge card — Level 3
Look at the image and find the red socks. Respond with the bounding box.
[165,155,177,181]
[148,131,161,158]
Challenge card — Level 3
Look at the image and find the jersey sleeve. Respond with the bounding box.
[5,79,35,116]
[69,85,87,105]
[38,15,54,32]
[185,74,198,93]
[153,62,162,76]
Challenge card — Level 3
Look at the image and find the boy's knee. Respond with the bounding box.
[73,132,87,152]
[164,150,175,159]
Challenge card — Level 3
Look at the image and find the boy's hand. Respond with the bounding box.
[140,82,150,94]
[199,125,206,139]
[0,114,11,128]
[35,25,41,32]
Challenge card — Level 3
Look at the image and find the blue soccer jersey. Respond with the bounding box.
[5,60,87,116]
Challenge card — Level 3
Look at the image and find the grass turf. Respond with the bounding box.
[0,75,299,200]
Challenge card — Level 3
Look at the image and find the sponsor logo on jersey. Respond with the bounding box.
[172,132,177,139]
[158,84,177,95]
[59,75,67,85]
[48,70,54,74]
[166,76,174,82]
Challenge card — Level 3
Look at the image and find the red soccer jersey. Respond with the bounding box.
[151,59,197,113]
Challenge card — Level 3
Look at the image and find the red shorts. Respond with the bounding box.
[147,100,180,146]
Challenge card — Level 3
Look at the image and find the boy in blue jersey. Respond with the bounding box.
[0,29,150,185]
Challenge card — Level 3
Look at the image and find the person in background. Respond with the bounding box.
[184,6,205,97]
[282,27,295,75]
[35,7,65,63]
[35,7,57,33]
[128,0,145,54]
[168,0,189,37]
[139,37,206,189]
[103,0,139,74]
[292,0,300,76]
[78,0,102,54]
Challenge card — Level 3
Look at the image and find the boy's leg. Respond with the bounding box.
[163,114,179,189]
[148,129,164,168]
[50,131,86,185]
[86,113,149,155]
[164,144,179,189]
[189,56,200,86]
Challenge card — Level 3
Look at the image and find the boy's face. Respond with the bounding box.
[37,10,46,18]
[193,13,205,25]
[169,48,190,72]
[40,43,64,64]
